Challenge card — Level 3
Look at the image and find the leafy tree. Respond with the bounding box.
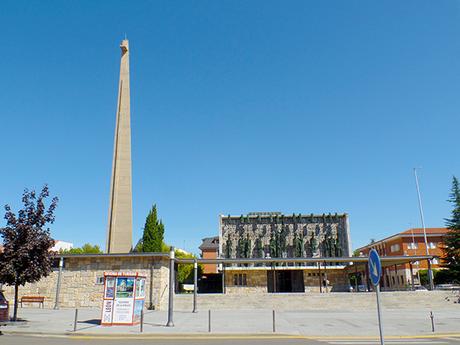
[0,186,58,321]
[62,243,103,254]
[175,250,203,287]
[140,205,164,252]
[442,176,460,282]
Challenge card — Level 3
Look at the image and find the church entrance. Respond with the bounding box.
[267,270,305,293]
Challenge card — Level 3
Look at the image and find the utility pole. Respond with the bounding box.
[414,168,434,290]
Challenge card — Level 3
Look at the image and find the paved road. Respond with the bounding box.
[2,335,460,345]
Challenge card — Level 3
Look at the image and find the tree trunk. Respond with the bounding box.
[13,284,19,321]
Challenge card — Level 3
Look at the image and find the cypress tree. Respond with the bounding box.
[443,176,460,281]
[141,205,164,252]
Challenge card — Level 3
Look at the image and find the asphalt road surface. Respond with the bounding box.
[2,335,460,345]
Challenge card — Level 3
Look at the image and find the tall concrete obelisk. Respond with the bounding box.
[106,39,133,253]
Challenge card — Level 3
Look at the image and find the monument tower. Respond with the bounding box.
[106,39,133,253]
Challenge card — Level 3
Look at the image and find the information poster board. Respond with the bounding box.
[101,272,146,326]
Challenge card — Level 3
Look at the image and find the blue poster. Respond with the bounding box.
[134,299,144,321]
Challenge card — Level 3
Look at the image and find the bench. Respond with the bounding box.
[20,296,45,308]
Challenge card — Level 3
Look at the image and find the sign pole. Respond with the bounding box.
[375,284,385,345]
[368,249,384,345]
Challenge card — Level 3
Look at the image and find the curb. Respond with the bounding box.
[2,330,460,340]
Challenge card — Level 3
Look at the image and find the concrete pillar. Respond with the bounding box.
[53,257,64,310]
[106,39,133,253]
[394,264,398,289]
[166,247,175,327]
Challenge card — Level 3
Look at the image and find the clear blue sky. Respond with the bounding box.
[1,1,459,253]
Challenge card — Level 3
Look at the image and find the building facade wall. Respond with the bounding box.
[3,256,170,310]
[224,267,350,293]
[220,213,351,260]
[202,250,218,274]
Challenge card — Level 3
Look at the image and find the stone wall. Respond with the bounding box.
[224,267,350,293]
[225,269,267,294]
[3,255,170,310]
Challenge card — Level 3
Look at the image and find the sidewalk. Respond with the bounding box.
[2,306,460,337]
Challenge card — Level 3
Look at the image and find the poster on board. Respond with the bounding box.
[133,299,144,322]
[135,278,146,298]
[105,277,115,299]
[116,277,134,298]
[102,300,113,324]
[112,299,134,324]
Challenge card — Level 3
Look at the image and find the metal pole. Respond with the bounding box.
[73,308,78,332]
[54,257,64,310]
[427,259,434,290]
[193,260,198,313]
[354,265,358,292]
[166,246,175,327]
[272,309,276,332]
[318,262,322,293]
[140,309,144,332]
[394,264,398,289]
[414,168,434,290]
[208,309,211,332]
[324,261,328,293]
[149,263,154,310]
[376,285,385,345]
[365,263,370,292]
[409,263,415,291]
[222,263,226,294]
[430,311,435,332]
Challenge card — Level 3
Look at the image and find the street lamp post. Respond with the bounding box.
[413,168,434,290]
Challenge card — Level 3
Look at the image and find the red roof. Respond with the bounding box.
[401,228,449,235]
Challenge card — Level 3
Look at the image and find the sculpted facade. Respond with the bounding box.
[219,212,351,259]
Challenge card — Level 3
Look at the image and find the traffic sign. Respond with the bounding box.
[368,249,382,286]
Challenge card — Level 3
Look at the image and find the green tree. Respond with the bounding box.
[0,185,58,321]
[140,205,164,252]
[175,250,203,287]
[442,176,460,282]
[63,243,103,254]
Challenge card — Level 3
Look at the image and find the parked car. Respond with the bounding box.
[436,284,460,290]
[0,291,9,323]
[357,284,368,292]
[413,285,428,292]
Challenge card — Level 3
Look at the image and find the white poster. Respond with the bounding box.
[102,300,113,324]
[112,299,134,324]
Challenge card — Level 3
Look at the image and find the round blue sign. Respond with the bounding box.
[368,249,382,286]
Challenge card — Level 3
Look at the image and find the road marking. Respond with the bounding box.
[325,342,448,345]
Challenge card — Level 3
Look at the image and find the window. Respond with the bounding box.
[390,244,400,252]
[429,242,436,249]
[401,276,404,285]
[432,258,439,264]
[408,242,418,249]
[95,276,104,285]
[234,274,247,286]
